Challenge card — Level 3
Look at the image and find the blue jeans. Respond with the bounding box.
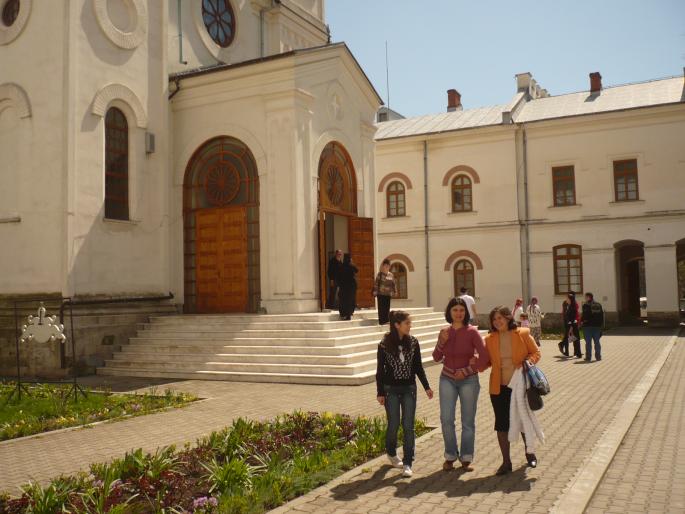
[439,374,480,462]
[584,326,602,360]
[384,384,417,466]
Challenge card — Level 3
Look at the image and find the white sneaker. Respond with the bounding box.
[387,455,403,468]
[402,465,413,477]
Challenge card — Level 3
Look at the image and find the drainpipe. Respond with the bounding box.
[423,140,431,307]
[177,0,187,65]
[518,124,531,304]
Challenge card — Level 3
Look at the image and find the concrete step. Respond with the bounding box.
[98,354,438,384]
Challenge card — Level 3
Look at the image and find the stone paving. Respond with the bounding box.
[0,328,680,513]
[585,335,685,514]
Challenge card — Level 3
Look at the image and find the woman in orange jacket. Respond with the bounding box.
[482,305,541,475]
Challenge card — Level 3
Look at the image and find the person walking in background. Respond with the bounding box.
[581,292,604,362]
[527,297,543,347]
[373,259,396,325]
[483,306,542,475]
[326,249,343,309]
[458,287,478,326]
[512,298,524,326]
[433,298,490,472]
[563,292,582,358]
[558,298,570,355]
[376,310,434,478]
[337,254,358,321]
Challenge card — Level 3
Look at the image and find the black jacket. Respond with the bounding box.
[581,301,604,327]
[376,336,430,396]
[327,257,343,282]
[337,263,358,289]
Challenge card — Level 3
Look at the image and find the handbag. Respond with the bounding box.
[524,361,550,396]
[523,366,544,411]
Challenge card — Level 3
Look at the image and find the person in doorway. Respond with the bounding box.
[376,310,434,478]
[483,306,542,475]
[373,259,396,325]
[526,297,543,347]
[581,292,604,362]
[512,298,524,326]
[433,297,489,472]
[337,253,358,321]
[326,249,343,309]
[458,287,478,326]
[562,292,582,358]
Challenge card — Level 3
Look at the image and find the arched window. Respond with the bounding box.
[105,107,129,220]
[386,181,406,217]
[553,244,583,294]
[451,175,472,212]
[390,262,408,299]
[454,259,475,296]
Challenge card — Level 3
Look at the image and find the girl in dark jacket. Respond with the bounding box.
[561,292,582,358]
[337,253,358,320]
[376,310,433,477]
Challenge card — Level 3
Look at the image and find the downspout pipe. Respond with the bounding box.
[423,140,431,307]
[520,124,531,304]
[177,0,187,65]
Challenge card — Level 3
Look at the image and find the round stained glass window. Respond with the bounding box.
[201,0,235,48]
[2,0,20,27]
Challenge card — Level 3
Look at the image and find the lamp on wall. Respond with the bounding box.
[145,132,155,154]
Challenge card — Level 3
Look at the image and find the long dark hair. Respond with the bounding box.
[488,305,517,333]
[382,310,411,356]
[444,297,471,325]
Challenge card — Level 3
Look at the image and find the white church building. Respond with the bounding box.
[1,0,683,379]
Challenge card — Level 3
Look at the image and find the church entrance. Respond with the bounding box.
[317,142,374,310]
[615,240,645,323]
[183,137,260,313]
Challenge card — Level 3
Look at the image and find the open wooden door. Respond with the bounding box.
[318,211,328,310]
[349,216,375,308]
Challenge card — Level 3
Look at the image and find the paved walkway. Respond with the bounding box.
[0,329,680,513]
[586,335,685,514]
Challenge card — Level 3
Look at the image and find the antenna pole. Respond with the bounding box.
[385,41,390,108]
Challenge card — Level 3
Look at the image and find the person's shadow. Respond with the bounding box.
[330,465,536,501]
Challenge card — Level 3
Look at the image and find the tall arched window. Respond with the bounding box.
[386,181,406,217]
[390,262,408,299]
[553,244,583,294]
[454,259,475,296]
[451,175,472,212]
[105,107,129,220]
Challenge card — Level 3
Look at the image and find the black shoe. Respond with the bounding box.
[495,462,512,476]
[558,342,564,355]
[584,358,591,362]
[596,357,602,361]
[525,453,537,468]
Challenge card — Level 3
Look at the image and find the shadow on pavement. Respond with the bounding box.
[330,464,535,501]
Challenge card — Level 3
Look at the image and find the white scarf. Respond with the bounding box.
[507,367,545,452]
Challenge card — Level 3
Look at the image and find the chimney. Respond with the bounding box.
[590,72,602,93]
[447,89,462,112]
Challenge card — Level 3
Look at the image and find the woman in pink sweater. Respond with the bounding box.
[433,297,490,471]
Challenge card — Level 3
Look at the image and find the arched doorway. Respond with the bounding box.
[183,136,260,313]
[614,240,645,323]
[317,141,374,310]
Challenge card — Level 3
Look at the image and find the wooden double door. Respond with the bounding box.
[318,213,375,310]
[195,206,248,313]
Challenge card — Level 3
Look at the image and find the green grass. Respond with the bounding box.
[0,382,196,441]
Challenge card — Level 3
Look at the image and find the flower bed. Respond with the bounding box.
[0,382,196,441]
[0,411,430,513]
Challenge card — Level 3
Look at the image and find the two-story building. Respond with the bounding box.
[375,72,685,327]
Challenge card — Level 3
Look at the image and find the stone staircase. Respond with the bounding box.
[97,307,449,385]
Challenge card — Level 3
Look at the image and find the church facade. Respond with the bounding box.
[0,0,380,316]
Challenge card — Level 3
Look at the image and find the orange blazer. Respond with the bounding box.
[483,327,541,395]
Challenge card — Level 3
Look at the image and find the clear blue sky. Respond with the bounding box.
[326,0,685,118]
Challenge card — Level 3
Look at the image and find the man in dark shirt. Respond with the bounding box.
[326,249,343,309]
[581,292,604,362]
